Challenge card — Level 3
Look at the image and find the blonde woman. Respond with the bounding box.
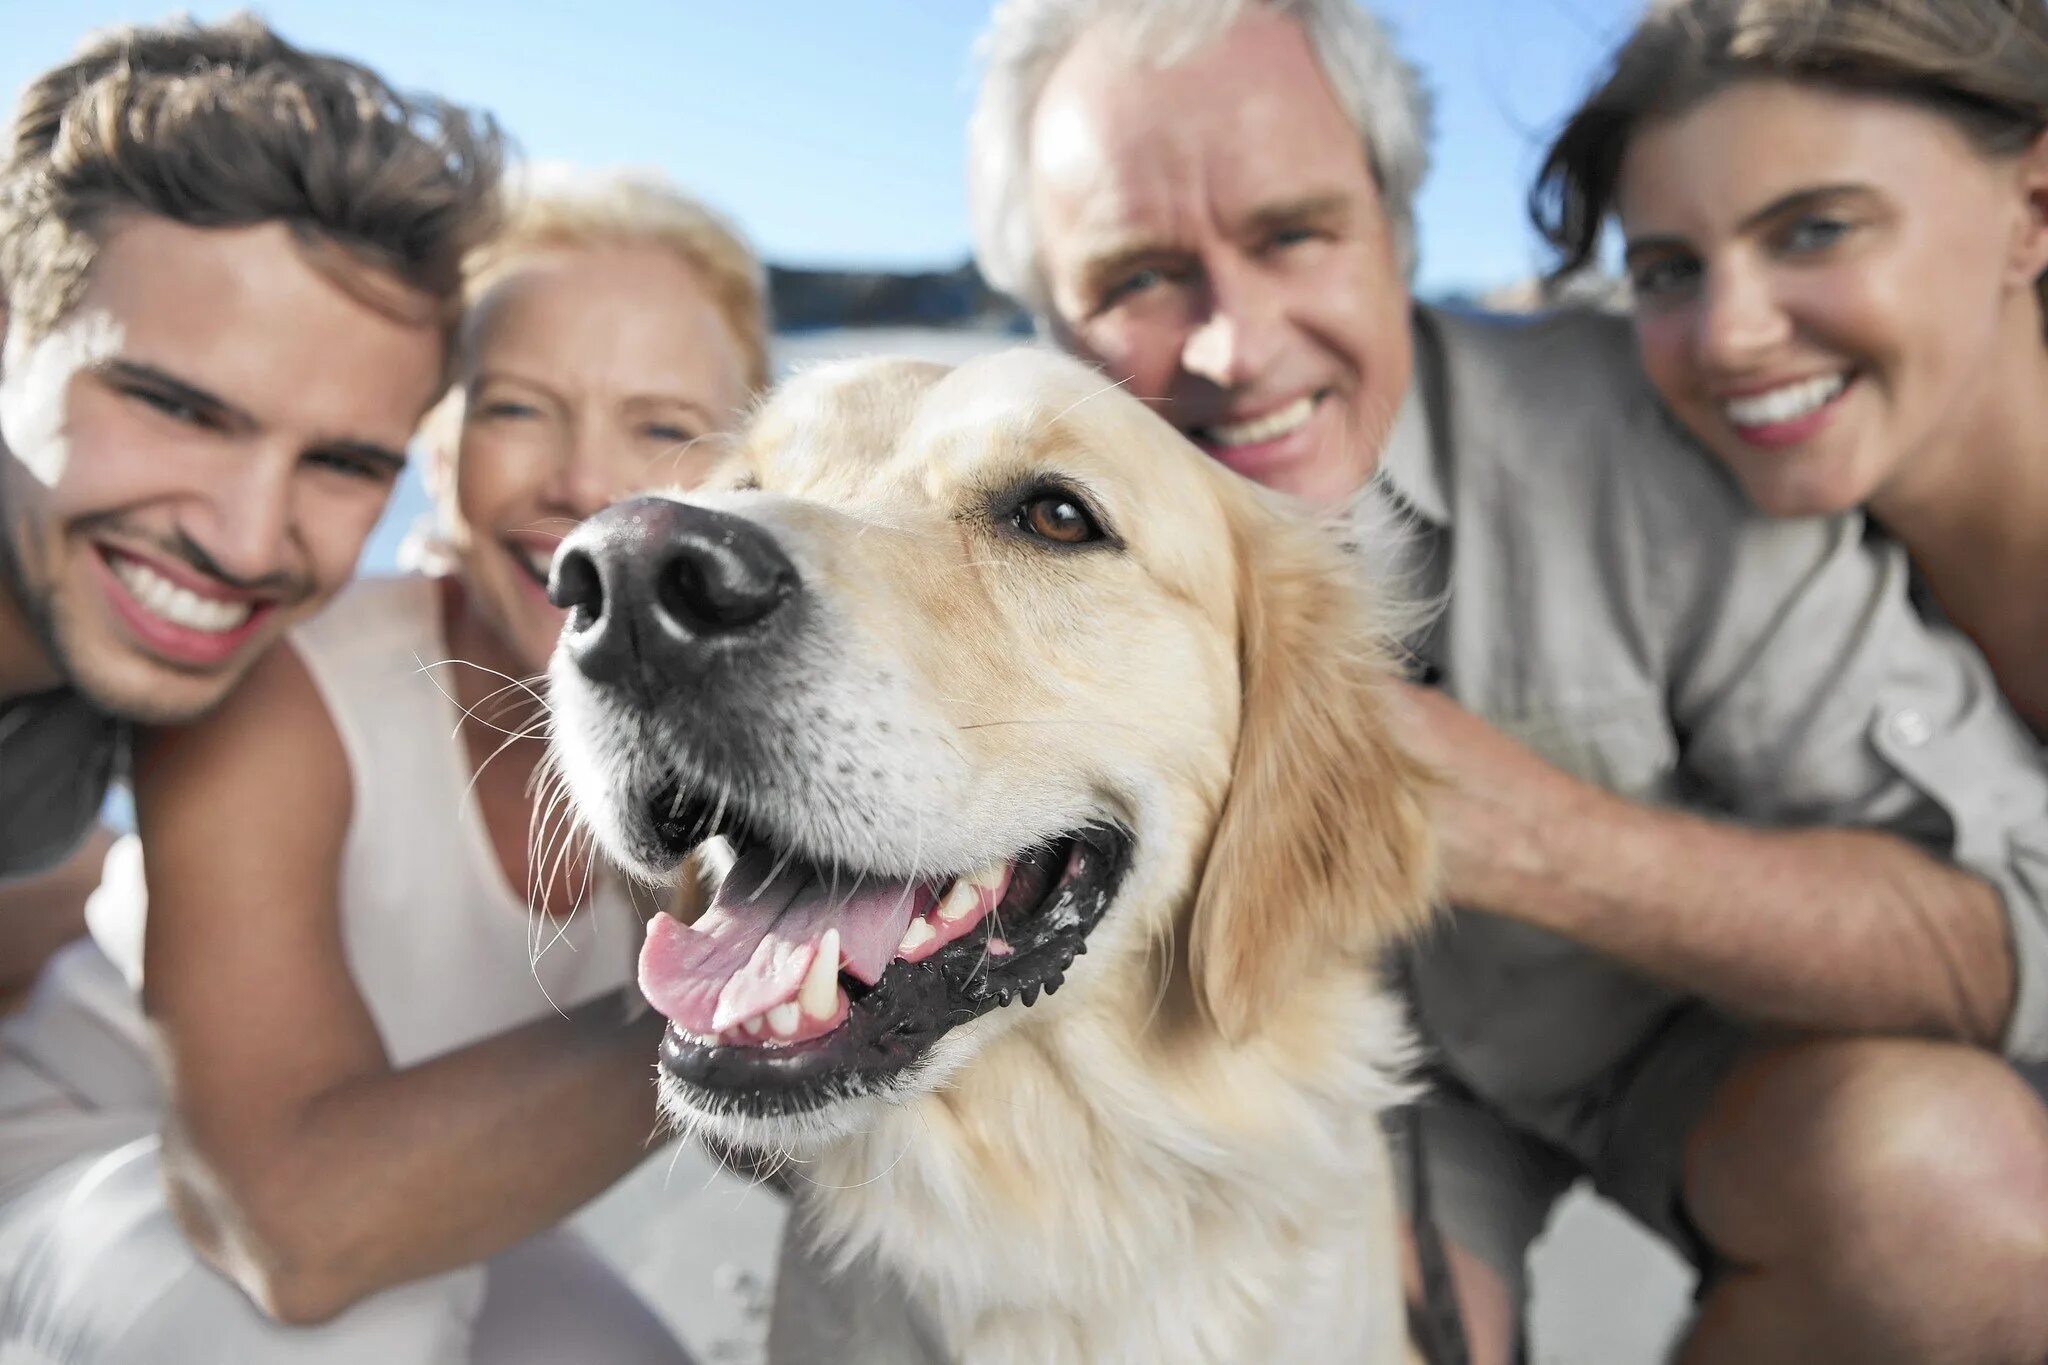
[0,174,768,1364]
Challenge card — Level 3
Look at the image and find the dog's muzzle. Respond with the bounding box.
[550,495,800,694]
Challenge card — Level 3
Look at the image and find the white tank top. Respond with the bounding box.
[0,576,639,1203]
[287,574,637,1068]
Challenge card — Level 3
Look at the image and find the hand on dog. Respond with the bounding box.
[1391,681,1600,921]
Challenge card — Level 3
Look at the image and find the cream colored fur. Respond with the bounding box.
[558,348,1437,1364]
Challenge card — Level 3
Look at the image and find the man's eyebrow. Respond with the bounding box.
[99,359,251,429]
[1242,192,1351,234]
[1076,239,1181,292]
[106,358,409,473]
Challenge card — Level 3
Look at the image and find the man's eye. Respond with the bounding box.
[1099,266,1169,309]
[1015,492,1104,545]
[128,388,208,427]
[306,450,397,483]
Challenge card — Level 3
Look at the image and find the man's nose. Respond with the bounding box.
[1180,269,1281,388]
[551,495,801,690]
[187,457,295,586]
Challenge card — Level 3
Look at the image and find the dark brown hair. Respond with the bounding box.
[0,13,505,345]
[1531,0,2048,316]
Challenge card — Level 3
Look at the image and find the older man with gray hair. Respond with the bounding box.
[950,2,2048,1363]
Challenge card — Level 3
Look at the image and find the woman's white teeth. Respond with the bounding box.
[110,557,252,633]
[1724,374,1847,428]
[518,545,554,581]
[898,917,938,954]
[799,929,841,1020]
[1207,395,1315,448]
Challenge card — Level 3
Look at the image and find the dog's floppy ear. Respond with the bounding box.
[1189,491,1436,1042]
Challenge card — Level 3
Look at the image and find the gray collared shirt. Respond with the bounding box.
[1383,304,2048,1137]
[0,688,118,884]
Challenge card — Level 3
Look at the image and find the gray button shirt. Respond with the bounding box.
[1387,305,2048,1140]
[0,689,118,884]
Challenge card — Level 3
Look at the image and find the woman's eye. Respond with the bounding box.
[641,423,697,445]
[1630,256,1701,302]
[479,400,540,421]
[1781,217,1852,255]
[1016,492,1104,545]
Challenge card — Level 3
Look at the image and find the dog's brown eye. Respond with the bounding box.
[1018,494,1101,545]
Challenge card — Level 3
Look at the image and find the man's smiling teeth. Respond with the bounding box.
[1723,374,1848,428]
[1205,394,1316,447]
[110,556,252,633]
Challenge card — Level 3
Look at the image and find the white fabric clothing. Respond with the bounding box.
[294,573,639,1070]
[0,575,673,1364]
[2,1138,684,1365]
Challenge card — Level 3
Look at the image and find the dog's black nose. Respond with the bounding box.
[551,496,800,688]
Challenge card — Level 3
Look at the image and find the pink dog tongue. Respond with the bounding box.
[638,846,933,1035]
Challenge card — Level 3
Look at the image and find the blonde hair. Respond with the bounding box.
[0,13,503,348]
[1533,0,2048,327]
[463,172,770,393]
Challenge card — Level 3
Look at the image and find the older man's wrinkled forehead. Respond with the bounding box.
[1027,10,1373,284]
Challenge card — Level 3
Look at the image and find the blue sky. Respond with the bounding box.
[0,0,1645,296]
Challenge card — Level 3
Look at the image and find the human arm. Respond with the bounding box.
[139,642,666,1325]
[1399,680,2015,1045]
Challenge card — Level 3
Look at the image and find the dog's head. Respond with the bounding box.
[547,349,1432,1147]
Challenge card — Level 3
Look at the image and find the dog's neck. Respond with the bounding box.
[788,967,1417,1364]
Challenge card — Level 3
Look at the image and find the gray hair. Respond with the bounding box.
[968,0,1432,314]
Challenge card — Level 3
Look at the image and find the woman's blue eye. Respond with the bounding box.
[1782,218,1851,254]
[1631,256,1702,301]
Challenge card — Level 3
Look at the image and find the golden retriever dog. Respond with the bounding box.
[546,348,1436,1364]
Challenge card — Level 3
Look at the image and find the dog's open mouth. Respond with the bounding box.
[637,779,1132,1116]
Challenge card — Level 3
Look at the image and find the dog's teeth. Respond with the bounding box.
[936,880,979,923]
[767,1002,801,1038]
[800,929,841,1020]
[966,859,1007,893]
[741,1015,766,1038]
[898,917,938,955]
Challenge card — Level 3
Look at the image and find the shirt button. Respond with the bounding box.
[1889,707,1934,748]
